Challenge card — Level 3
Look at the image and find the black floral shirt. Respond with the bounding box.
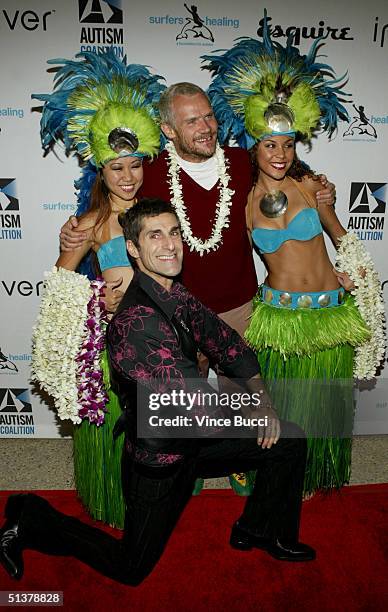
[107,271,260,464]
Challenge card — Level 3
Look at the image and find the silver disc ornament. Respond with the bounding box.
[108,127,139,156]
[259,190,288,218]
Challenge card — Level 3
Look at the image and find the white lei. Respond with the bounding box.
[31,267,108,424]
[165,141,235,256]
[336,232,386,379]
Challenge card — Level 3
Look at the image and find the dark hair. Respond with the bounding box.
[75,171,111,276]
[78,170,111,233]
[249,142,318,184]
[119,198,179,246]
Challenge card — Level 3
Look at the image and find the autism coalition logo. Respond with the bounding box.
[79,0,122,23]
[0,179,22,240]
[347,183,386,241]
[0,388,35,435]
[343,103,378,141]
[257,14,353,46]
[78,0,124,57]
[0,347,18,374]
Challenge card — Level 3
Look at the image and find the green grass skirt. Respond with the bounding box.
[244,293,370,494]
[73,350,125,528]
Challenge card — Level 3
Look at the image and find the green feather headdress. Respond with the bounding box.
[202,10,349,148]
[67,77,161,165]
[33,50,165,166]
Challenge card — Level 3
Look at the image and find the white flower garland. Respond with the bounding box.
[31,267,108,423]
[336,233,386,379]
[165,141,235,255]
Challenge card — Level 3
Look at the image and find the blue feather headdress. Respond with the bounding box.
[202,10,349,148]
[32,49,166,279]
[32,49,166,165]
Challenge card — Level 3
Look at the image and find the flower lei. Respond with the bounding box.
[165,141,235,255]
[31,267,108,424]
[75,278,109,425]
[336,233,386,379]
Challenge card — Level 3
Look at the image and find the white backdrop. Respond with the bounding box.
[1,0,387,437]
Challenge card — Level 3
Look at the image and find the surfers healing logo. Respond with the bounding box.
[343,103,377,140]
[148,3,239,44]
[176,4,214,42]
[0,348,18,373]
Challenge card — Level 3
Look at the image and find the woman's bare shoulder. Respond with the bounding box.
[76,210,99,230]
[249,184,264,201]
[300,174,321,195]
[78,210,107,244]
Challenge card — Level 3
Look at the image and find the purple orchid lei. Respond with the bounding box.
[75,278,109,425]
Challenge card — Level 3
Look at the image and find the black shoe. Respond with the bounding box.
[4,494,28,522]
[0,494,27,580]
[230,521,316,562]
[0,520,24,580]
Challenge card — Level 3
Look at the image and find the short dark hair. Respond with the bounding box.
[159,82,209,127]
[119,198,179,246]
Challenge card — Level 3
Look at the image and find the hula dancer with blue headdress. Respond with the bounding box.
[31,50,165,527]
[203,11,385,495]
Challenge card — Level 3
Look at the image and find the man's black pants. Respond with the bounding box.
[15,422,306,586]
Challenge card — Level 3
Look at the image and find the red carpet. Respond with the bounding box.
[0,485,387,611]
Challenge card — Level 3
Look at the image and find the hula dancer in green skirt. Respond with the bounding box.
[203,13,385,494]
[31,50,165,527]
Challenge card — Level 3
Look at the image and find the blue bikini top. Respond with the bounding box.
[252,207,323,254]
[96,236,131,272]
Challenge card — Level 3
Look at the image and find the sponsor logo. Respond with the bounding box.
[78,0,124,57]
[79,0,122,24]
[0,388,35,435]
[373,16,388,47]
[149,3,239,46]
[257,14,353,46]
[176,4,215,44]
[0,347,18,374]
[0,280,44,298]
[347,182,386,241]
[0,107,24,119]
[0,179,22,240]
[1,8,54,31]
[0,346,31,375]
[343,103,378,141]
[42,202,77,212]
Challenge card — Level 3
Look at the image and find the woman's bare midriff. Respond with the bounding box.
[263,234,340,292]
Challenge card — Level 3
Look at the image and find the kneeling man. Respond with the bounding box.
[0,199,314,587]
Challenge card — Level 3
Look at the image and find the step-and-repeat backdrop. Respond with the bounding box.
[1,0,387,437]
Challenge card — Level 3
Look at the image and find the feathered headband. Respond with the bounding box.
[202,10,349,148]
[32,49,166,166]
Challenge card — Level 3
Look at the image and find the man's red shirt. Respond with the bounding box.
[140,147,257,313]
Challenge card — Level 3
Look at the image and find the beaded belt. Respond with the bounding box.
[259,284,345,309]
